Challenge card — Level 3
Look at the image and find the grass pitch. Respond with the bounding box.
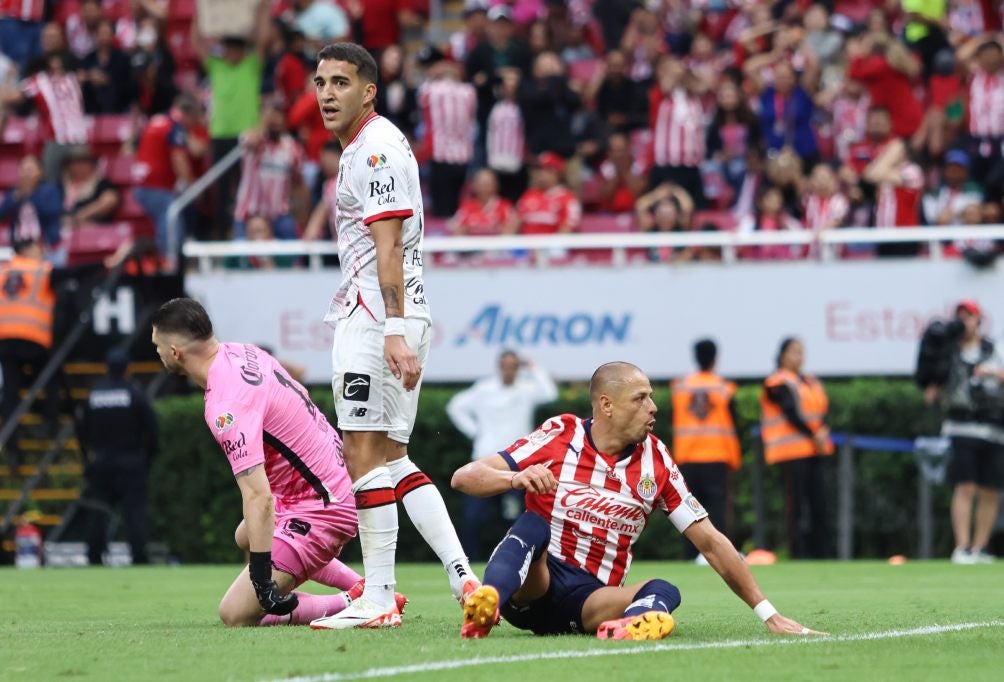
[2,561,1002,681]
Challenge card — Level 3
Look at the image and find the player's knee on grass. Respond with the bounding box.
[218,592,261,627]
[625,579,681,616]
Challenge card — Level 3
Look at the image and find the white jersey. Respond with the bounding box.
[324,113,430,327]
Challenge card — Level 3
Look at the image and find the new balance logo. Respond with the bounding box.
[349,407,368,417]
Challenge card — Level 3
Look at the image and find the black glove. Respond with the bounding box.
[249,551,298,616]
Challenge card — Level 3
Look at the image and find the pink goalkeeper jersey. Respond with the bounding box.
[204,343,352,510]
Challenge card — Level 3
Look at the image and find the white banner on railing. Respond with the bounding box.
[186,260,1003,384]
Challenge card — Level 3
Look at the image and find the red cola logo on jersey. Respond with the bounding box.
[560,486,645,522]
[368,176,397,206]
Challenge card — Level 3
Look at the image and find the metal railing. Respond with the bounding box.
[749,430,940,559]
[182,224,1004,272]
[164,143,245,268]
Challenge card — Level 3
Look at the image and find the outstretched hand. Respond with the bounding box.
[765,613,828,636]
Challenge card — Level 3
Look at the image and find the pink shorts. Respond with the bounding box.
[270,498,357,585]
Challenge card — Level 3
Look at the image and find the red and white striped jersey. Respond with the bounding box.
[876,163,923,228]
[500,414,708,587]
[968,69,1004,138]
[0,0,44,21]
[234,133,303,221]
[486,100,525,174]
[418,79,476,165]
[649,87,705,168]
[803,193,849,232]
[20,73,88,145]
[831,94,870,163]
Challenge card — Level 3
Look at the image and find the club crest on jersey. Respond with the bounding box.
[636,473,657,500]
[366,153,387,168]
[215,412,236,434]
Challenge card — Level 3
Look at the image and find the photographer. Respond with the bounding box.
[921,300,1004,564]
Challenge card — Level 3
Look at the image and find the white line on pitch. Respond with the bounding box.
[265,620,1004,682]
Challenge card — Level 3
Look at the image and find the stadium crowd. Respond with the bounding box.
[0,0,1002,267]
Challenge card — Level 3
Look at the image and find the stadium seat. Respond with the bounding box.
[0,159,19,189]
[0,116,41,158]
[168,0,197,21]
[66,222,135,266]
[167,27,199,67]
[90,115,134,154]
[691,210,737,233]
[579,214,635,233]
[104,155,143,186]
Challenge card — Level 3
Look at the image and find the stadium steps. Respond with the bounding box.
[3,361,165,552]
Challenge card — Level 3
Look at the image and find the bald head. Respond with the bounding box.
[589,362,644,404]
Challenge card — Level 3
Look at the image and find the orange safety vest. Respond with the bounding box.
[760,368,833,464]
[671,371,741,470]
[0,255,55,348]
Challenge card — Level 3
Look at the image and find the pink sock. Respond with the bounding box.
[259,593,349,626]
[310,559,362,590]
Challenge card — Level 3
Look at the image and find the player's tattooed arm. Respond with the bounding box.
[380,284,403,318]
[234,464,261,479]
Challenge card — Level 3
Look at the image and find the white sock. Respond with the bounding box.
[387,456,474,599]
[352,466,397,610]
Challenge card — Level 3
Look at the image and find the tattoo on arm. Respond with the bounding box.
[381,285,402,318]
[235,464,262,480]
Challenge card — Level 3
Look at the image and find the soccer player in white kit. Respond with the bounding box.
[309,43,477,629]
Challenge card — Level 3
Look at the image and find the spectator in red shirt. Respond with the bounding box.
[132,93,201,260]
[863,138,925,256]
[598,132,648,214]
[357,0,420,52]
[846,31,923,139]
[450,168,518,236]
[516,152,581,235]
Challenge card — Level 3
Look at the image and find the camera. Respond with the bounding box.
[915,318,964,388]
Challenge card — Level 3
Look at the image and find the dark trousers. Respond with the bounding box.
[678,462,729,559]
[968,136,1004,203]
[650,164,707,209]
[461,490,524,562]
[429,161,469,218]
[84,460,149,565]
[494,168,528,205]
[211,137,241,239]
[780,456,830,559]
[0,339,59,433]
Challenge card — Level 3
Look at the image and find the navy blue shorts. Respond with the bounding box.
[501,553,605,635]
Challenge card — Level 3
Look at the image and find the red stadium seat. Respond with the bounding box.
[0,159,19,189]
[579,214,635,233]
[54,0,81,24]
[0,116,42,157]
[691,210,737,232]
[168,0,197,21]
[90,114,134,153]
[66,221,135,265]
[103,155,144,186]
[116,190,148,220]
[167,27,199,67]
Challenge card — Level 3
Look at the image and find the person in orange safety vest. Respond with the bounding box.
[672,339,741,562]
[0,239,58,438]
[760,337,833,559]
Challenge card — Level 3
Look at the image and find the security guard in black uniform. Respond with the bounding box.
[77,348,158,565]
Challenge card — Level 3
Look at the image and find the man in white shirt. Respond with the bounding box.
[447,351,557,559]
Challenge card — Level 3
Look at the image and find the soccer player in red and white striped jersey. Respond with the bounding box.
[454,362,822,641]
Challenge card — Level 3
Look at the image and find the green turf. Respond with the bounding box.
[1,561,1002,681]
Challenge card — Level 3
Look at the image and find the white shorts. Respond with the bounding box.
[331,309,430,444]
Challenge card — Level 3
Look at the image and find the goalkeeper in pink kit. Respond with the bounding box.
[151,297,401,626]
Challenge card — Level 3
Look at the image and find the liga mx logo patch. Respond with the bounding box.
[215,412,236,435]
[636,473,657,500]
[366,153,387,168]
